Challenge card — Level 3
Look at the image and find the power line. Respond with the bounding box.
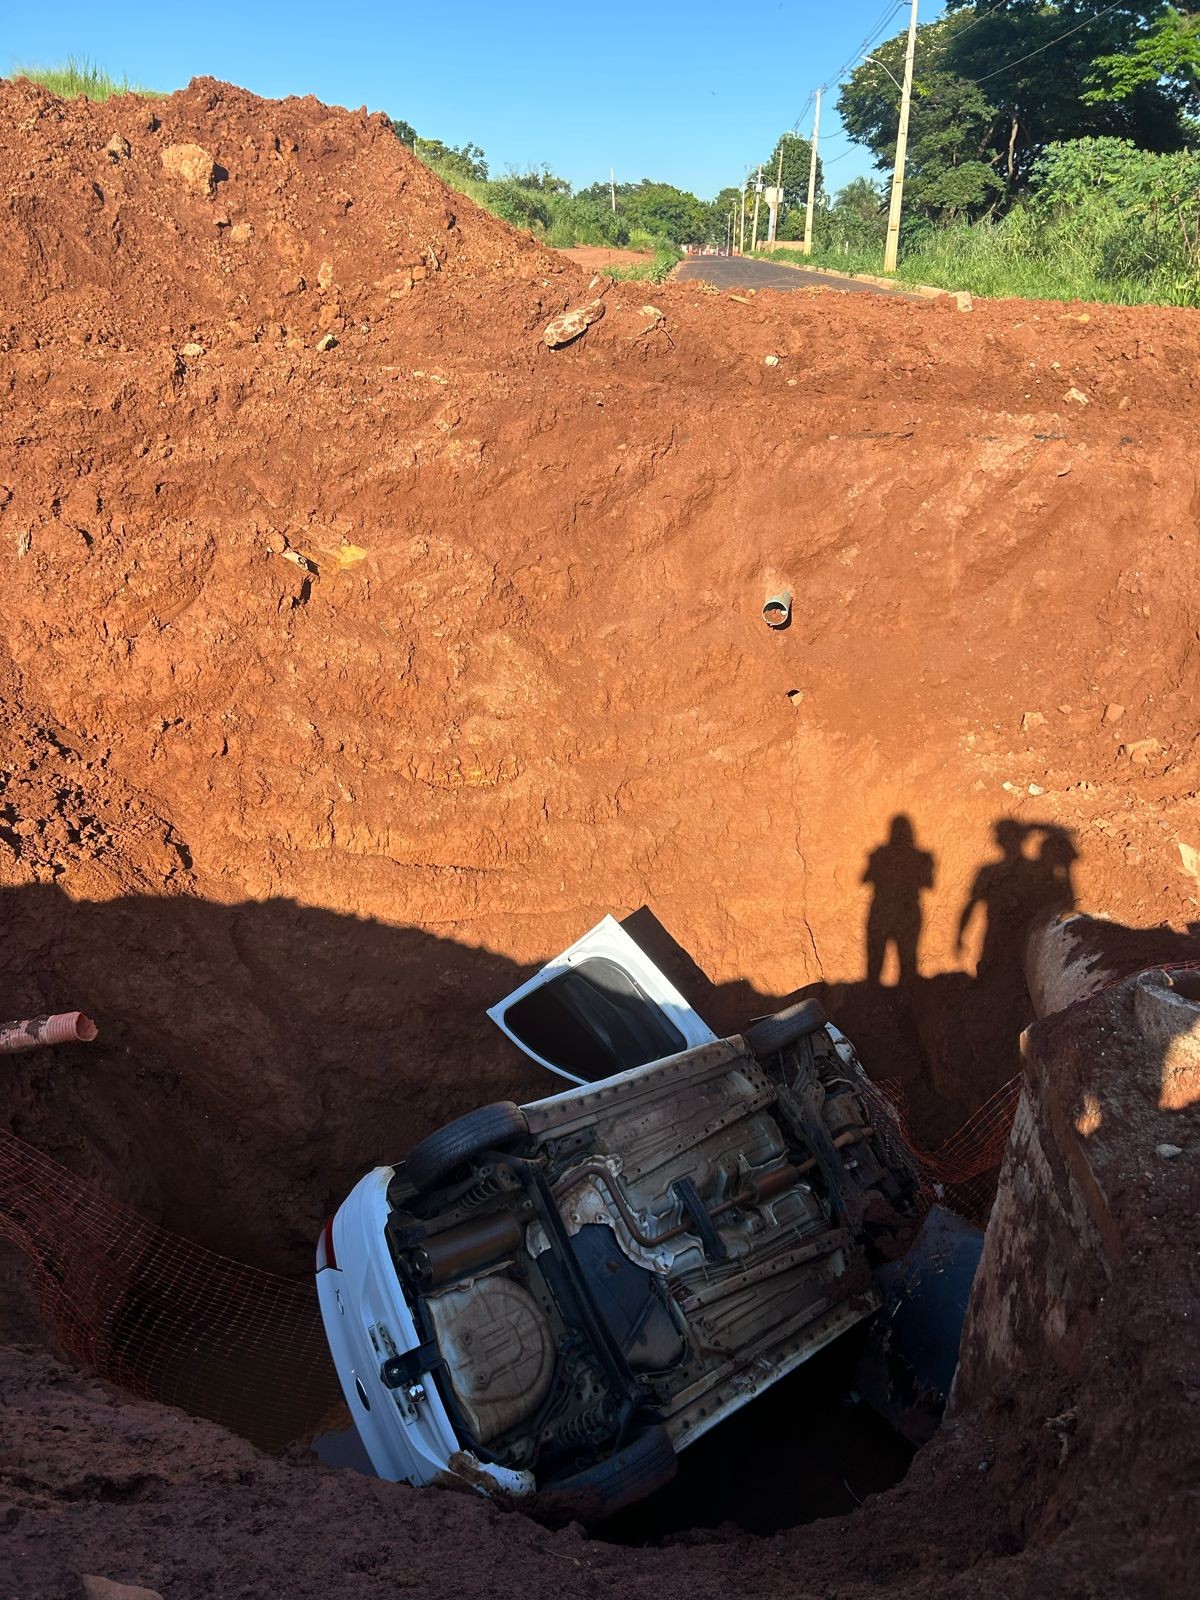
[945,0,1018,47]
[790,93,815,135]
[784,0,904,136]
[968,0,1127,85]
[819,0,907,94]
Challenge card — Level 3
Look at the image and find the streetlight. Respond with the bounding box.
[863,54,906,95]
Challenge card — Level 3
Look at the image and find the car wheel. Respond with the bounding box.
[544,1424,677,1517]
[404,1101,531,1192]
[744,998,828,1056]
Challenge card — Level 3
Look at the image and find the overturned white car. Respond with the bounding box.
[316,918,920,1516]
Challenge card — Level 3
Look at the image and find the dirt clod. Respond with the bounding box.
[160,141,216,195]
[1121,737,1163,762]
[82,1578,165,1600]
[544,298,606,346]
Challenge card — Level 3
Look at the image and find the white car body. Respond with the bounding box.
[317,919,915,1501]
[316,1165,534,1494]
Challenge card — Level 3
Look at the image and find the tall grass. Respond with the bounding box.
[12,57,157,100]
[606,246,682,284]
[762,199,1200,307]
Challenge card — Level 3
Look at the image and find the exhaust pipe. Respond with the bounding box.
[411,1212,523,1287]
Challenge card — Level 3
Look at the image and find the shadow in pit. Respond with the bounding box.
[809,816,1082,1145]
[3,859,1192,1533]
[602,1325,915,1543]
[0,814,1088,1279]
[0,883,791,1277]
[0,881,789,1460]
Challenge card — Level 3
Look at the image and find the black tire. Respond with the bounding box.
[404,1101,530,1192]
[545,1425,677,1518]
[744,998,828,1057]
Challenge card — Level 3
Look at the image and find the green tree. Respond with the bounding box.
[761,132,821,215]
[1084,6,1200,105]
[839,3,1195,220]
[617,181,710,246]
[387,116,417,148]
[505,166,573,194]
[415,138,489,183]
[707,186,742,245]
[833,176,887,222]
[943,1,1190,172]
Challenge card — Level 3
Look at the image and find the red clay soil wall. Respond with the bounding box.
[951,962,1200,1587]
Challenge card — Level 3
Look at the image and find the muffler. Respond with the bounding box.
[411,1212,522,1288]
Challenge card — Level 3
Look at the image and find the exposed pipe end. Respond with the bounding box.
[762,592,792,630]
[0,1011,99,1054]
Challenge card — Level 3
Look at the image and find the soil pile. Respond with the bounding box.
[2,77,544,348]
[2,75,1199,1598]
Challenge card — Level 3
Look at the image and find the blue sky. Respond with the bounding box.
[6,0,947,201]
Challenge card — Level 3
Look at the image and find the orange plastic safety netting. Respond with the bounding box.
[0,1076,1023,1449]
[868,1074,1025,1224]
[0,1130,343,1450]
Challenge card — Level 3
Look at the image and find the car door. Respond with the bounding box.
[487,916,718,1087]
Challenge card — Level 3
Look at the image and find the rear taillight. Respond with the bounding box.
[316,1215,338,1272]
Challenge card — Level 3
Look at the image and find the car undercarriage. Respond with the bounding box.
[381,1010,920,1502]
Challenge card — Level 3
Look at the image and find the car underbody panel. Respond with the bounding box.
[381,1024,918,1485]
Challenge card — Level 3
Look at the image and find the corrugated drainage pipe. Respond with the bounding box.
[0,1012,98,1054]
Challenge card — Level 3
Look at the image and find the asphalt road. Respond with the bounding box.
[675,255,912,297]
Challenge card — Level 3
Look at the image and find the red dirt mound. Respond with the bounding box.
[2,74,1199,1599]
[2,77,556,349]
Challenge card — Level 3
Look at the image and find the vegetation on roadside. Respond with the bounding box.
[762,135,1200,307]
[809,2,1200,305]
[13,57,157,100]
[397,5,1199,303]
[386,122,724,255]
[605,246,683,285]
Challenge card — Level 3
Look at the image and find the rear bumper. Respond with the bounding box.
[317,1167,457,1484]
[316,1167,534,1495]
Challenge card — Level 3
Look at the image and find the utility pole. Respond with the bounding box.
[802,88,821,256]
[884,0,919,274]
[739,179,747,255]
[610,167,616,213]
[750,166,763,253]
[770,140,784,244]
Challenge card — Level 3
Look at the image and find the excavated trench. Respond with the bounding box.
[2,74,1199,1599]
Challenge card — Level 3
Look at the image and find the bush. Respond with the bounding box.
[1030,137,1200,301]
[770,142,1200,307]
[482,180,552,232]
[607,245,682,284]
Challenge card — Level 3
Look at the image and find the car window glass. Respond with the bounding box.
[501,958,686,1081]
